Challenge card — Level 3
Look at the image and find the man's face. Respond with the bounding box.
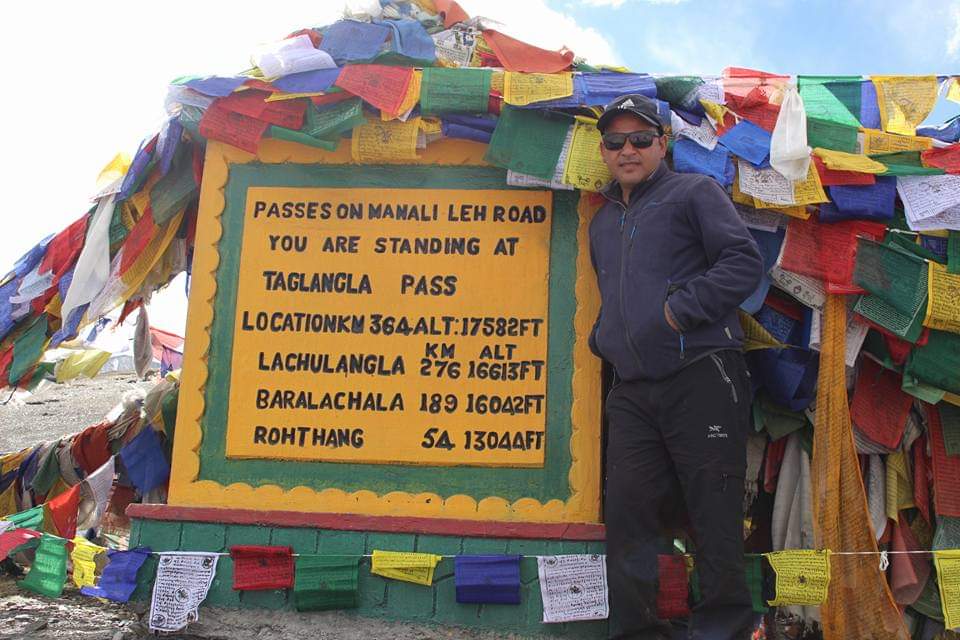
[599,113,667,192]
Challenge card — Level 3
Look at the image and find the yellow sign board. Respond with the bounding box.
[225,186,552,467]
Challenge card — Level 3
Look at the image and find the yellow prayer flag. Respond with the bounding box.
[872,76,939,136]
[885,450,914,521]
[71,537,105,588]
[55,349,111,383]
[264,91,327,102]
[503,72,574,107]
[924,262,960,334]
[739,311,786,351]
[934,550,960,631]
[490,71,505,95]
[383,70,422,120]
[0,486,17,519]
[370,550,443,586]
[765,549,831,606]
[562,117,612,192]
[419,117,442,136]
[0,449,28,474]
[948,78,960,105]
[700,99,729,125]
[351,118,421,163]
[95,152,131,194]
[792,161,829,206]
[860,128,934,154]
[812,148,888,174]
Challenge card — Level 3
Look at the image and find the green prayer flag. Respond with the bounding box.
[745,555,768,614]
[293,556,360,612]
[754,395,807,441]
[108,204,130,247]
[30,442,61,497]
[178,105,204,140]
[302,99,365,140]
[18,534,68,598]
[871,151,925,167]
[939,403,960,457]
[654,76,703,109]
[420,68,492,116]
[910,573,944,621]
[798,76,861,127]
[947,231,960,274]
[806,117,858,153]
[879,164,945,177]
[933,516,960,550]
[6,505,43,529]
[9,316,48,385]
[268,126,340,150]
[688,563,702,604]
[150,145,198,225]
[854,238,928,315]
[484,107,569,180]
[906,330,960,396]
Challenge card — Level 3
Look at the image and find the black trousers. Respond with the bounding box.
[605,349,755,640]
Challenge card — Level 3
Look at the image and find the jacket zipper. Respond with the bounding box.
[617,206,644,372]
[709,352,738,404]
[667,282,684,360]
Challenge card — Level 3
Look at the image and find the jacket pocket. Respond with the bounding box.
[708,352,739,405]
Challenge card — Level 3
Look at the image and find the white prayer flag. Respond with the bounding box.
[77,456,115,531]
[537,554,609,623]
[149,552,218,633]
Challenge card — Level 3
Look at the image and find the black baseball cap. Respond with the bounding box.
[597,94,664,134]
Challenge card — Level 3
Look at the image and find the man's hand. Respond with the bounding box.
[664,302,680,332]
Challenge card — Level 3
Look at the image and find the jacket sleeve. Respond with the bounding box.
[665,177,763,332]
[588,229,603,358]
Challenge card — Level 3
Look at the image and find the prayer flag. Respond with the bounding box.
[929,404,960,517]
[905,330,960,397]
[18,533,69,598]
[454,555,521,604]
[335,65,413,116]
[181,75,246,97]
[798,76,862,127]
[71,537,105,589]
[81,547,152,602]
[922,144,960,174]
[485,107,569,180]
[7,505,44,531]
[850,357,912,450]
[230,545,294,590]
[719,120,771,166]
[537,554,608,623]
[10,316,48,385]
[420,68,492,116]
[562,117,612,192]
[318,21,391,65]
[350,118,420,163]
[933,550,960,630]
[656,554,691,619]
[821,176,896,222]
[745,555,768,613]
[198,102,269,155]
[44,483,80,539]
[924,262,960,334]
[673,138,734,186]
[872,76,939,136]
[503,72,573,107]
[0,528,41,560]
[370,550,442,586]
[482,30,574,73]
[119,427,170,495]
[765,549,831,606]
[149,552,219,633]
[780,217,885,292]
[293,555,360,611]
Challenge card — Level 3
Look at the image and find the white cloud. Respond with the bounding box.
[948,3,960,59]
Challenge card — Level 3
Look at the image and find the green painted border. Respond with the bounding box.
[198,163,579,502]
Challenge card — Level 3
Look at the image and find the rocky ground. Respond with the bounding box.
[0,374,531,639]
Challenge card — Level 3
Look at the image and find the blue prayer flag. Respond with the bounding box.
[917,115,960,144]
[183,75,247,98]
[319,21,391,64]
[454,555,521,605]
[581,72,657,104]
[860,80,882,130]
[272,68,342,94]
[117,137,155,201]
[740,228,785,314]
[719,121,771,167]
[672,139,734,186]
[441,115,497,144]
[80,547,151,602]
[50,270,87,347]
[119,427,170,495]
[384,19,436,62]
[157,117,183,177]
[822,176,896,222]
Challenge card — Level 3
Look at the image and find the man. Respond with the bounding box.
[589,94,763,640]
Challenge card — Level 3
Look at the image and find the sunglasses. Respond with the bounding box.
[601,130,661,151]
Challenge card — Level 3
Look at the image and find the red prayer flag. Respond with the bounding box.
[656,555,691,619]
[921,144,960,174]
[813,156,876,186]
[928,404,960,517]
[913,435,932,524]
[70,422,112,474]
[39,215,88,278]
[199,102,270,155]
[0,529,41,561]
[481,30,575,73]
[850,357,912,449]
[214,90,306,129]
[309,92,356,109]
[119,208,156,275]
[764,436,788,493]
[230,545,295,590]
[779,216,886,292]
[44,484,80,539]
[889,515,930,606]
[434,0,470,28]
[335,65,414,115]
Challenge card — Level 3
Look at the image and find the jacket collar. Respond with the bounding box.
[600,162,670,206]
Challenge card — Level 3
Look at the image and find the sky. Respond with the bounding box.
[0,0,957,334]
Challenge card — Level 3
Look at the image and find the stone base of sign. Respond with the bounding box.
[128,505,608,638]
